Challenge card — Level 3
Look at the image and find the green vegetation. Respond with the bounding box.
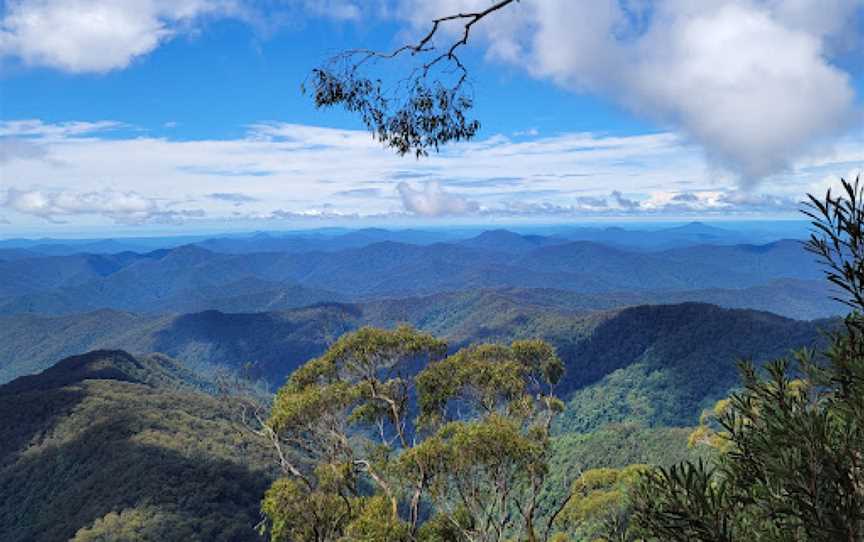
[631,177,864,540]
[556,303,826,432]
[556,464,647,542]
[0,350,277,542]
[1,298,826,439]
[259,326,569,541]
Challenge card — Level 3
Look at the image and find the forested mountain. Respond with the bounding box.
[0,301,828,431]
[550,221,802,249]
[555,303,828,431]
[0,234,824,316]
[0,350,276,542]
[0,251,161,298]
[0,348,704,542]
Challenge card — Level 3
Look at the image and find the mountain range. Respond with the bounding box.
[0,222,806,257]
[0,222,838,541]
[0,230,830,318]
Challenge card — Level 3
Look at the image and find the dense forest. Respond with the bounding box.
[0,351,276,541]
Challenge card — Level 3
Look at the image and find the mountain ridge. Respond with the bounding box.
[0,350,275,541]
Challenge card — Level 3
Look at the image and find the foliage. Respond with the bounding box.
[556,303,826,432]
[557,465,648,542]
[631,177,864,541]
[260,326,569,542]
[302,2,521,157]
[805,175,864,310]
[305,63,480,158]
[0,350,277,542]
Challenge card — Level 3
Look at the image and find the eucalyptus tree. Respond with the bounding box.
[304,1,519,157]
[258,324,570,542]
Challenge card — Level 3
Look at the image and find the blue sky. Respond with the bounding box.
[1,1,863,236]
[1,11,657,139]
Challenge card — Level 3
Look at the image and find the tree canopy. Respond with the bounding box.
[259,325,571,541]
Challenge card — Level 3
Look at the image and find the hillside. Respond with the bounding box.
[0,350,276,542]
[0,301,829,430]
[463,280,841,320]
[555,303,828,432]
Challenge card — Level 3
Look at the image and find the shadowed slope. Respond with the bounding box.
[0,350,275,542]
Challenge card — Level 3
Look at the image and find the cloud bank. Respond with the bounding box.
[0,119,859,231]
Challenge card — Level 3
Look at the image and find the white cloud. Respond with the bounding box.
[0,119,125,139]
[207,192,258,205]
[4,1,858,186]
[0,118,860,232]
[0,0,377,73]
[810,167,864,199]
[300,0,362,21]
[0,187,205,224]
[0,0,245,73]
[610,190,640,211]
[397,0,862,183]
[0,138,49,163]
[397,181,479,216]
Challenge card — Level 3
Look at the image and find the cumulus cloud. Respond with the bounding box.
[716,190,799,211]
[0,0,382,73]
[4,1,857,187]
[671,192,700,203]
[0,187,205,224]
[610,190,640,210]
[399,0,862,183]
[0,0,246,72]
[397,181,479,216]
[485,187,804,217]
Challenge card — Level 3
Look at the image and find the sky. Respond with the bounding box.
[0,0,863,236]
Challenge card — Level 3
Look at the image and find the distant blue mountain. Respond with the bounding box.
[0,221,808,256]
[0,231,827,316]
[458,229,568,254]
